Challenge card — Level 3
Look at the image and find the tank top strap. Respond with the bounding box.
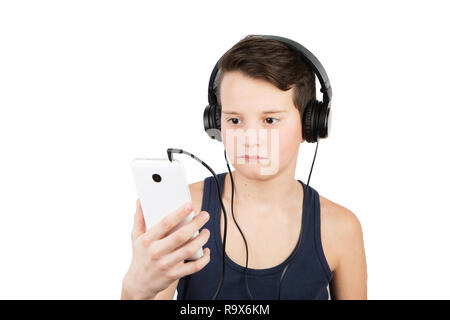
[201,172,226,213]
[176,173,225,300]
[310,185,333,282]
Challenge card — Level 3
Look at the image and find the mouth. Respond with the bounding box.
[239,155,267,160]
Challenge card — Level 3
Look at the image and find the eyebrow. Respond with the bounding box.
[222,110,287,115]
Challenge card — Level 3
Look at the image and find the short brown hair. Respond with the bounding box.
[215,35,316,120]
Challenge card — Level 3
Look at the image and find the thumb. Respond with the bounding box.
[131,198,146,242]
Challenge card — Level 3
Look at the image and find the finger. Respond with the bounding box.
[157,228,210,270]
[131,198,146,242]
[170,248,211,279]
[143,201,194,244]
[150,210,210,258]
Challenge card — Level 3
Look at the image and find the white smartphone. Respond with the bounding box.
[130,158,203,261]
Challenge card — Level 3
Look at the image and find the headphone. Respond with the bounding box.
[203,34,333,143]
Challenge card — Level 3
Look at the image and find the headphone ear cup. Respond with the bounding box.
[302,100,317,143]
[203,104,222,141]
[203,104,212,131]
[303,100,331,142]
[317,102,330,139]
[213,104,221,131]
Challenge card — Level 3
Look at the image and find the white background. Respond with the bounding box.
[0,0,449,299]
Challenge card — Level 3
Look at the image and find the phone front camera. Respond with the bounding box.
[152,174,162,183]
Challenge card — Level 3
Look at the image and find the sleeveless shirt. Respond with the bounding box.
[176,172,332,300]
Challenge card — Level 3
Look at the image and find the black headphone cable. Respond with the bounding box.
[167,148,228,300]
[223,149,254,300]
[277,140,319,299]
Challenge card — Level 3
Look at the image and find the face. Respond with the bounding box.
[220,70,304,179]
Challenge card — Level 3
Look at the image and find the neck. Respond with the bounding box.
[224,165,302,214]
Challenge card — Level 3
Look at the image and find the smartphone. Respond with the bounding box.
[130,158,203,261]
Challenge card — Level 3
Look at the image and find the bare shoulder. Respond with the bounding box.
[318,195,364,272]
[188,180,205,217]
[319,195,367,299]
[319,195,362,234]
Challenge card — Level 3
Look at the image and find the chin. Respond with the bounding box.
[232,160,282,180]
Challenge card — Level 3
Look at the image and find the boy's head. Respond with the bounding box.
[215,35,316,178]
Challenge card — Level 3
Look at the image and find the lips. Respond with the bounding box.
[240,155,267,160]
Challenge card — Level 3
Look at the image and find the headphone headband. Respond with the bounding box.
[208,34,332,108]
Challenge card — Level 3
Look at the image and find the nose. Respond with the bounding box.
[242,126,262,149]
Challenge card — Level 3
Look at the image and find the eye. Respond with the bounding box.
[227,118,241,125]
[264,117,279,124]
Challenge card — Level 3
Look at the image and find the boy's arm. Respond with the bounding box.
[329,207,368,300]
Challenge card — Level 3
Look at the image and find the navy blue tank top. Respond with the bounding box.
[176,172,332,300]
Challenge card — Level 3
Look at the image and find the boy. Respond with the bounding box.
[122,35,367,300]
